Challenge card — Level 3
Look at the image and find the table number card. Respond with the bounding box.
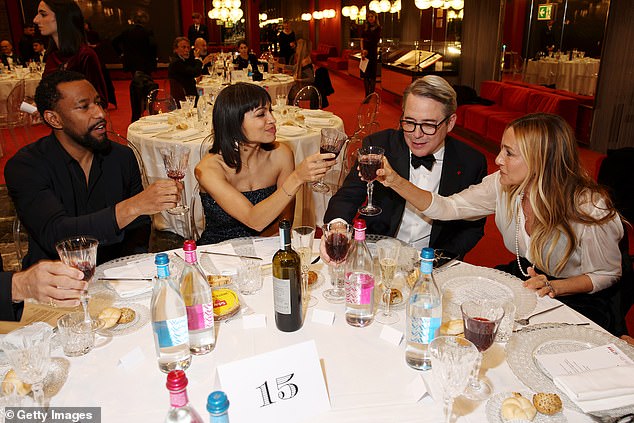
[217,340,330,423]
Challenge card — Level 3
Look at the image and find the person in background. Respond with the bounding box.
[32,38,47,63]
[375,113,626,334]
[19,24,36,64]
[5,71,181,269]
[112,10,157,77]
[168,36,202,102]
[194,83,335,244]
[0,40,21,70]
[34,0,108,106]
[187,12,208,45]
[233,39,259,71]
[360,10,381,96]
[193,37,213,75]
[0,256,85,321]
[277,38,314,104]
[325,75,487,257]
[83,20,99,47]
[277,20,296,65]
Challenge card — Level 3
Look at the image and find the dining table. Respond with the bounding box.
[0,71,41,115]
[196,72,295,101]
[126,105,346,238]
[524,58,600,95]
[21,236,633,422]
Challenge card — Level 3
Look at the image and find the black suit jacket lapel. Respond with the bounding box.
[390,132,410,235]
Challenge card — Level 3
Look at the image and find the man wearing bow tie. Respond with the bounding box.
[325,75,487,257]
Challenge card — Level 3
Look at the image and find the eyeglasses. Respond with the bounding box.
[400,115,451,135]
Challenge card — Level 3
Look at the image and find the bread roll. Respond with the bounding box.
[307,271,318,286]
[3,369,32,396]
[98,307,122,329]
[532,392,563,415]
[440,319,464,336]
[207,274,232,287]
[501,393,537,421]
[117,307,136,324]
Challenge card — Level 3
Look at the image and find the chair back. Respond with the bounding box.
[147,89,178,115]
[168,78,187,104]
[189,183,204,241]
[107,131,149,188]
[3,80,26,127]
[293,85,322,109]
[357,92,380,129]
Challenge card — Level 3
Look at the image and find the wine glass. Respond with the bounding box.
[322,219,353,303]
[2,322,54,407]
[460,300,505,400]
[429,336,480,423]
[292,226,317,307]
[160,146,190,215]
[358,145,384,216]
[55,236,102,331]
[312,128,348,193]
[375,238,401,325]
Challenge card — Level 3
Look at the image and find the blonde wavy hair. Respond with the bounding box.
[503,113,617,274]
[291,39,312,80]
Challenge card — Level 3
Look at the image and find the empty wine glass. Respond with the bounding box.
[292,226,317,307]
[312,128,348,193]
[160,146,190,215]
[461,300,505,400]
[358,145,384,216]
[375,238,401,325]
[322,219,353,303]
[429,336,480,423]
[1,322,54,407]
[55,236,102,332]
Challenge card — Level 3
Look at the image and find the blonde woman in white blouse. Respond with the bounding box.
[375,113,625,333]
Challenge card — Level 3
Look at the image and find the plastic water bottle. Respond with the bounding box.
[405,248,442,370]
[207,391,230,423]
[344,219,376,327]
[164,370,204,423]
[151,253,191,373]
[179,240,215,355]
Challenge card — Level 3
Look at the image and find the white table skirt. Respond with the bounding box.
[524,58,599,95]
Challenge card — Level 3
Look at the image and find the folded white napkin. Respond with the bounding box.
[277,125,306,137]
[143,114,170,122]
[136,123,171,133]
[170,128,200,140]
[302,109,333,118]
[199,244,242,273]
[108,280,153,298]
[554,365,634,413]
[102,263,154,298]
[305,117,333,127]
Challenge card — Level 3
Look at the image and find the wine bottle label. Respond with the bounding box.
[273,276,291,314]
[152,316,189,348]
[345,273,374,305]
[186,303,215,330]
[409,316,441,344]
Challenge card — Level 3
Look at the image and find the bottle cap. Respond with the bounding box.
[353,218,366,230]
[183,240,197,252]
[155,253,169,265]
[207,390,230,413]
[421,247,434,260]
[279,219,291,230]
[166,370,188,391]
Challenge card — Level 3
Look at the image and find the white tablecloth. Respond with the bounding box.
[0,73,41,115]
[47,255,608,422]
[126,108,345,237]
[524,58,600,95]
[197,73,295,101]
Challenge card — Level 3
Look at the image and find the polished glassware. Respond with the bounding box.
[375,238,401,325]
[357,145,384,216]
[312,128,348,193]
[160,146,190,216]
[292,225,317,307]
[55,236,102,331]
[461,300,505,400]
[1,322,54,407]
[429,336,480,423]
[322,219,353,303]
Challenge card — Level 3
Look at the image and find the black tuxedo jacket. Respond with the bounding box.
[188,24,209,44]
[325,129,488,258]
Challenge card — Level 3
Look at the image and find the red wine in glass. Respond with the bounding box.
[325,232,350,262]
[464,317,497,352]
[74,260,96,282]
[320,144,342,159]
[359,156,382,182]
[167,169,186,181]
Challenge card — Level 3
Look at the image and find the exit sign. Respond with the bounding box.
[538,4,554,20]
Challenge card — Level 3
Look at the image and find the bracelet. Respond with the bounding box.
[281,185,294,197]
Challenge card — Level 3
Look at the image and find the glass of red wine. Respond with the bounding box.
[322,218,353,303]
[160,146,190,215]
[312,128,348,193]
[460,300,505,400]
[357,145,384,216]
[55,236,103,332]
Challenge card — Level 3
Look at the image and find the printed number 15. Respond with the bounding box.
[257,373,298,407]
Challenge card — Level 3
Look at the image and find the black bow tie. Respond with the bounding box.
[411,154,436,170]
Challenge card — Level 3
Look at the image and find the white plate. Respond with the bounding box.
[97,302,150,337]
[277,125,307,137]
[506,323,634,418]
[301,109,333,118]
[433,264,537,320]
[486,391,567,423]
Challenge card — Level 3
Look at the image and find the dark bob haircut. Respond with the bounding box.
[210,82,273,172]
[35,70,87,120]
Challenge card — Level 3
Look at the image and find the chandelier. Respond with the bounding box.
[208,0,244,25]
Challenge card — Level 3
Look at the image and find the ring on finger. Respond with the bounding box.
[543,280,554,293]
[49,298,57,308]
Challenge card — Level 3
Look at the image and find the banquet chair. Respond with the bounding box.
[336,123,380,187]
[293,85,322,110]
[189,183,203,241]
[167,78,187,105]
[0,80,27,152]
[357,92,380,130]
[106,130,149,188]
[147,89,178,116]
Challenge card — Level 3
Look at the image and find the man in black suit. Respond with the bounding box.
[112,11,157,77]
[168,36,202,102]
[324,76,487,258]
[32,39,47,63]
[187,12,209,45]
[0,40,21,70]
[19,24,36,64]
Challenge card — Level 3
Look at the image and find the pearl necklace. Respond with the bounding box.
[515,192,533,277]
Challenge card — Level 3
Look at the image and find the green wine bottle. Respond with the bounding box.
[272,220,303,332]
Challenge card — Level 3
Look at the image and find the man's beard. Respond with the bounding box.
[69,121,111,154]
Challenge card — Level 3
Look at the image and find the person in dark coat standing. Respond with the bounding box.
[18,24,36,64]
[112,11,157,77]
[360,10,381,96]
[187,12,208,45]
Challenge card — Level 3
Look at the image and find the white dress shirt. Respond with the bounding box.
[395,146,445,251]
